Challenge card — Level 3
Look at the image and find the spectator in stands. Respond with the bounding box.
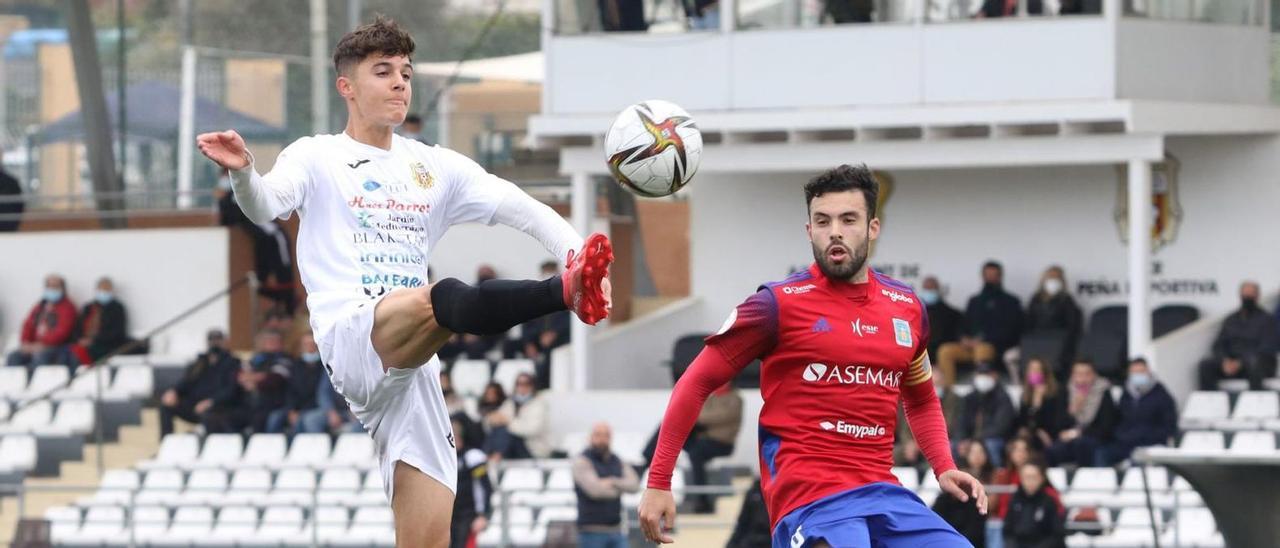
[1198,281,1279,390]
[76,277,134,363]
[899,373,964,471]
[445,388,485,449]
[956,362,1016,467]
[992,437,1061,518]
[523,260,573,387]
[978,0,1044,17]
[641,380,743,513]
[1017,358,1066,450]
[1024,266,1083,371]
[935,371,966,435]
[1096,358,1177,465]
[726,478,772,548]
[205,329,292,434]
[597,0,648,31]
[159,329,240,437]
[1002,462,1066,548]
[484,373,552,460]
[825,0,874,23]
[574,422,641,548]
[450,417,492,548]
[478,382,507,417]
[7,274,79,370]
[265,333,327,434]
[683,0,720,29]
[399,113,425,143]
[921,275,963,362]
[317,373,364,434]
[1046,360,1118,466]
[933,441,994,547]
[937,261,1022,386]
[1058,0,1101,14]
[0,159,23,232]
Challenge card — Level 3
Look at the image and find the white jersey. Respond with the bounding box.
[229,132,582,336]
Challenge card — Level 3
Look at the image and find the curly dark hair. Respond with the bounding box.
[332,15,415,75]
[803,164,879,219]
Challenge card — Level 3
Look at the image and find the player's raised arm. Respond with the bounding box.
[900,351,988,513]
[197,130,310,224]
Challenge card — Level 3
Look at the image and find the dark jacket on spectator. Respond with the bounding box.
[1003,486,1066,548]
[0,167,23,232]
[932,492,986,547]
[1212,306,1279,363]
[1018,392,1067,447]
[926,299,964,360]
[283,359,325,412]
[214,352,290,411]
[79,299,130,361]
[20,297,78,346]
[1114,382,1177,449]
[979,0,1044,17]
[958,385,1016,441]
[1069,383,1120,441]
[965,284,1024,355]
[173,349,240,403]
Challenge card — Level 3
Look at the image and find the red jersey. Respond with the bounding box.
[648,264,956,528]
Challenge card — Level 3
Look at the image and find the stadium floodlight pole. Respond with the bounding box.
[570,171,594,390]
[1127,159,1153,360]
[311,0,330,135]
[177,45,196,209]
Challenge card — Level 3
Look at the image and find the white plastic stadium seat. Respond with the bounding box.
[269,468,317,506]
[50,367,111,401]
[134,468,186,506]
[106,364,154,400]
[221,468,273,506]
[1229,430,1275,453]
[79,468,140,506]
[282,433,332,468]
[183,468,229,505]
[0,400,9,421]
[131,506,172,545]
[44,505,81,544]
[493,359,536,394]
[1179,430,1226,453]
[38,398,95,436]
[500,466,545,492]
[1091,508,1164,547]
[0,400,52,434]
[451,359,491,398]
[537,506,578,526]
[1179,391,1230,430]
[194,433,245,469]
[891,466,919,490]
[359,469,386,505]
[238,433,288,470]
[326,432,375,470]
[66,505,126,545]
[312,506,351,545]
[0,367,28,401]
[1114,466,1170,507]
[205,506,259,546]
[1216,391,1280,430]
[162,506,215,545]
[1160,508,1218,546]
[333,506,395,547]
[1047,467,1069,490]
[138,433,200,470]
[317,468,362,505]
[1062,467,1117,507]
[19,365,70,403]
[256,506,305,543]
[0,434,38,473]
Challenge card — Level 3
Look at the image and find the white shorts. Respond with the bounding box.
[314,299,458,501]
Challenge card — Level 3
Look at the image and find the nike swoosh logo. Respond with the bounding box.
[348,159,370,169]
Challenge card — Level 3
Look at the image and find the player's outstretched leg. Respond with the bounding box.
[371,233,613,370]
[391,461,454,548]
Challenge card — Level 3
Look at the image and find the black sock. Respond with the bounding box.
[430,277,566,335]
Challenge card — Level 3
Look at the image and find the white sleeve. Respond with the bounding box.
[436,147,584,263]
[229,138,313,223]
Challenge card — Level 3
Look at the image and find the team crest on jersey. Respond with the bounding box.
[410,162,435,190]
[892,318,912,347]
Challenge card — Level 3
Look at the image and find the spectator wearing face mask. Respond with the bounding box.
[1016,358,1066,450]
[936,261,1023,386]
[1095,358,1176,466]
[7,274,79,370]
[1025,266,1083,374]
[920,276,963,362]
[483,373,552,461]
[76,277,135,363]
[1046,360,1118,466]
[159,329,241,437]
[265,333,328,434]
[1198,281,1278,390]
[956,362,1016,467]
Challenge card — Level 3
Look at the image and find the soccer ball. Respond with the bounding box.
[604,100,702,198]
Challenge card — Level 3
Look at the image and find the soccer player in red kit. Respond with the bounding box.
[639,165,987,547]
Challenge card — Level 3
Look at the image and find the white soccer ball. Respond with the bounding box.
[604,100,702,198]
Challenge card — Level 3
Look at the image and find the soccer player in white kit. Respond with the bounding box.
[195,17,613,547]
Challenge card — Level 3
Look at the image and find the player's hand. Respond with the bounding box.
[939,469,988,515]
[638,488,677,544]
[196,130,250,170]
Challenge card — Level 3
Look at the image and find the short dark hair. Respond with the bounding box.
[804,164,879,219]
[404,113,422,125]
[1129,357,1149,368]
[1072,358,1096,372]
[983,260,1003,273]
[333,15,415,76]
